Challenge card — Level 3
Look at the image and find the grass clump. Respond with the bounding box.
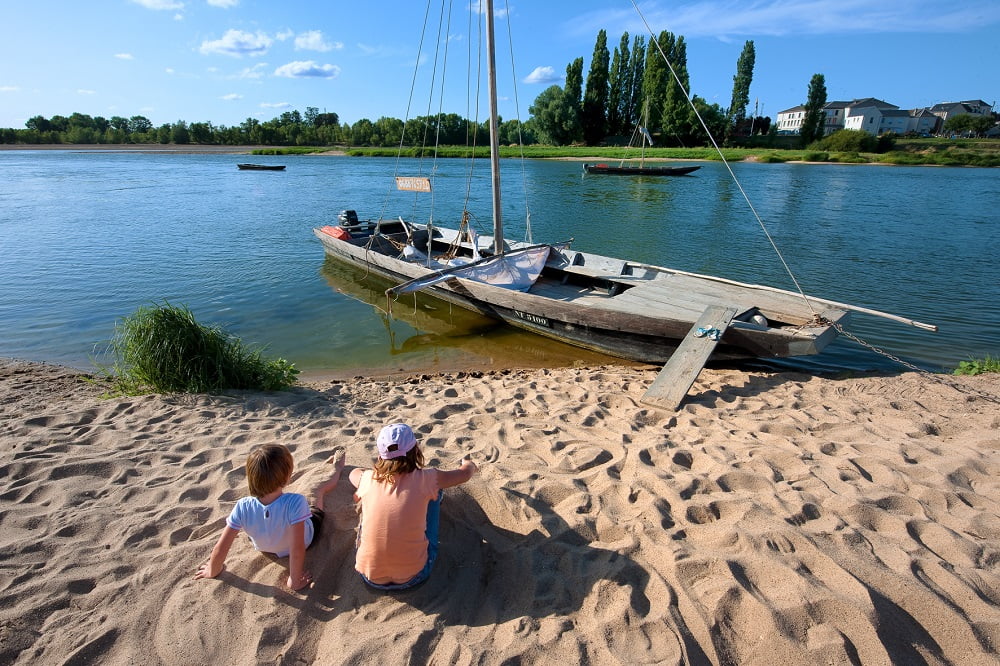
[99,302,298,394]
[953,355,1000,376]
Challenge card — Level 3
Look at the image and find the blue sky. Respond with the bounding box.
[2,0,998,131]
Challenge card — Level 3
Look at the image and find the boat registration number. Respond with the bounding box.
[513,310,550,327]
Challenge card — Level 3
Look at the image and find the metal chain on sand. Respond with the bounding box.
[826,319,1000,404]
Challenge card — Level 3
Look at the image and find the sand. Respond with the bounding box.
[1,357,998,665]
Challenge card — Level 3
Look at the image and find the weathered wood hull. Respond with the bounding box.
[313,223,848,363]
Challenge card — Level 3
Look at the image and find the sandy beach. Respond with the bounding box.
[1,357,998,664]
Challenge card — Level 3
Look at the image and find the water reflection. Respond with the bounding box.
[316,257,625,376]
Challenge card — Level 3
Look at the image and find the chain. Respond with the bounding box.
[826,319,1000,404]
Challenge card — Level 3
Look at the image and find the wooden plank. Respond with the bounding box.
[641,305,739,411]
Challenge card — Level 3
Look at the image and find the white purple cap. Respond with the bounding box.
[376,423,417,459]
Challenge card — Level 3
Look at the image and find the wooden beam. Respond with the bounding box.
[641,305,739,411]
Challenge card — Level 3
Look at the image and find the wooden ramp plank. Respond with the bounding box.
[641,305,739,411]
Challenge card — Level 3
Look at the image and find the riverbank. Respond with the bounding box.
[2,357,998,664]
[3,140,996,166]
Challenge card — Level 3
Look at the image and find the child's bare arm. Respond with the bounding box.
[286,521,311,591]
[348,467,364,488]
[438,456,478,488]
[194,526,239,580]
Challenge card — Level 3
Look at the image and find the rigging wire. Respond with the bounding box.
[501,0,534,244]
[630,0,819,319]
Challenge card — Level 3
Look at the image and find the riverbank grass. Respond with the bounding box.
[99,302,298,394]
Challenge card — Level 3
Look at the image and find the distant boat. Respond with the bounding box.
[582,163,701,176]
[584,101,700,177]
[237,163,286,171]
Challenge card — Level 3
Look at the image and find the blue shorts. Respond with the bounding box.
[361,490,443,591]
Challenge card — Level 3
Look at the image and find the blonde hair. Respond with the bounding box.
[246,444,293,497]
[373,445,424,484]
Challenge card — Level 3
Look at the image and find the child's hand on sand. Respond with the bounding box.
[287,569,313,591]
[461,455,478,475]
[194,561,223,580]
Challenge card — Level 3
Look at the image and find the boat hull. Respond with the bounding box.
[237,163,286,171]
[313,225,848,364]
[583,164,701,176]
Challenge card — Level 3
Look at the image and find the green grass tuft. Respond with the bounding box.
[953,355,1000,376]
[97,302,298,394]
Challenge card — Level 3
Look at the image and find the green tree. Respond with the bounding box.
[800,73,827,146]
[528,85,575,145]
[625,35,646,133]
[129,115,153,134]
[171,121,190,144]
[607,32,630,137]
[563,58,584,143]
[661,36,697,146]
[642,31,673,139]
[725,40,755,144]
[582,30,610,145]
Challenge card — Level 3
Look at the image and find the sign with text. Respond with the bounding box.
[395,176,432,192]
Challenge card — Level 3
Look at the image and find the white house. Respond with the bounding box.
[776,97,984,136]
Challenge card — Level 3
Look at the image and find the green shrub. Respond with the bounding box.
[99,302,299,394]
[802,151,829,162]
[953,355,1000,376]
[817,129,877,153]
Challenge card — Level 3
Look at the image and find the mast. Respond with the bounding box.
[484,0,503,253]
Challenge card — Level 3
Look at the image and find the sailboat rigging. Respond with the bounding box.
[313,0,935,367]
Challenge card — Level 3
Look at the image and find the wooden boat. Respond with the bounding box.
[582,163,701,176]
[237,163,285,171]
[312,1,934,371]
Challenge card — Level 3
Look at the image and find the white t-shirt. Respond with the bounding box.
[227,493,314,557]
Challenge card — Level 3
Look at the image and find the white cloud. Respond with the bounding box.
[523,66,560,85]
[130,0,183,9]
[221,93,242,100]
[77,89,97,95]
[274,60,341,78]
[115,53,134,60]
[0,86,21,93]
[275,29,294,41]
[295,30,342,52]
[199,29,272,57]
[207,0,238,7]
[261,102,292,109]
[233,63,268,79]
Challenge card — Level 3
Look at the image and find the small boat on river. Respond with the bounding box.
[237,163,285,171]
[582,163,700,176]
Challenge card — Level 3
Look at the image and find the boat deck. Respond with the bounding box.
[528,263,825,325]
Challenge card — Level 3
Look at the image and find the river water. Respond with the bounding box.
[1,150,997,377]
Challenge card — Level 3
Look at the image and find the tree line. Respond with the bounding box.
[2,30,771,148]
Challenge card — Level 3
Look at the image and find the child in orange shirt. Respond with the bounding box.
[349,423,476,590]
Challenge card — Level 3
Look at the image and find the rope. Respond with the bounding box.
[630,0,820,319]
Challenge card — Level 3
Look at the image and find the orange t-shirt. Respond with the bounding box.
[354,468,441,584]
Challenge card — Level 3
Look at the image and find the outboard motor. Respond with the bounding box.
[338,209,359,226]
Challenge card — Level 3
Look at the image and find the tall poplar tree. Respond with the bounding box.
[800,73,827,146]
[642,31,673,139]
[607,32,631,137]
[661,36,696,145]
[725,40,755,143]
[582,30,610,145]
[625,35,646,133]
[563,57,585,144]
